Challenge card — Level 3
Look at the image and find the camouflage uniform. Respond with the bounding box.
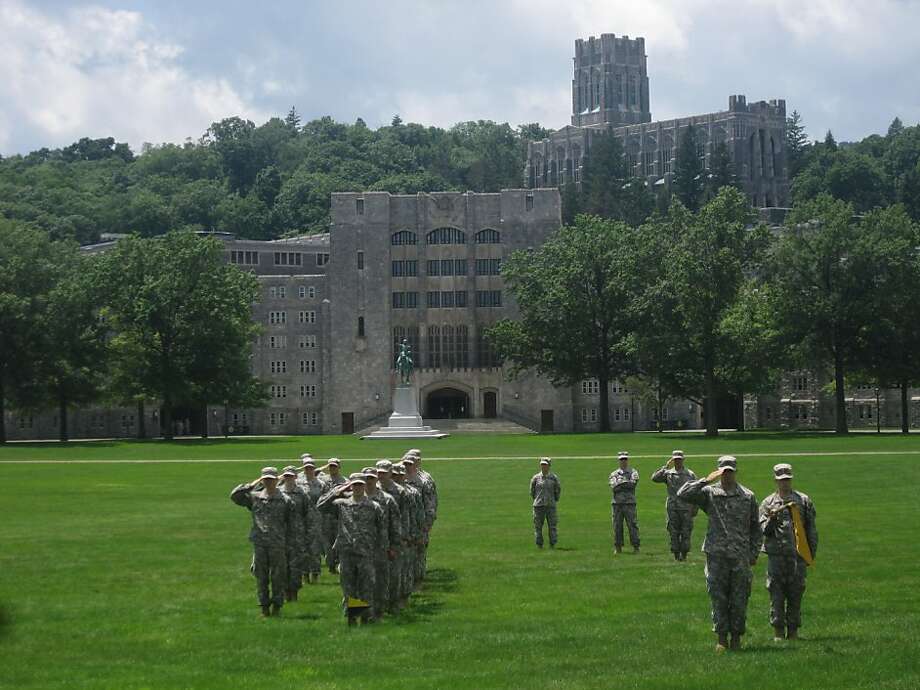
[406,470,432,582]
[279,484,317,597]
[651,464,697,558]
[383,472,413,605]
[759,490,817,633]
[318,471,347,572]
[530,469,561,547]
[316,490,386,615]
[678,474,763,637]
[367,479,401,618]
[295,474,328,577]
[415,468,438,579]
[401,478,426,592]
[230,481,293,609]
[609,466,640,549]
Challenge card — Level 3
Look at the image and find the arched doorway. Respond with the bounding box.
[426,388,470,419]
[483,391,497,418]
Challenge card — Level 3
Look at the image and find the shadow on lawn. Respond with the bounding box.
[0,604,8,639]
[390,568,458,625]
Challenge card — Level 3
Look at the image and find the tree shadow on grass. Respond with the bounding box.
[421,568,458,594]
[551,546,577,552]
[388,568,457,625]
[0,605,8,640]
[281,611,322,622]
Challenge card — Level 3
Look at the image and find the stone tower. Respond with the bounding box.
[571,34,651,127]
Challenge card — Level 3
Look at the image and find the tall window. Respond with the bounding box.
[274,252,302,266]
[357,251,364,270]
[426,227,466,245]
[268,311,286,325]
[316,253,330,267]
[475,229,501,244]
[298,311,316,324]
[391,231,417,246]
[269,335,287,349]
[230,250,259,265]
[392,292,418,309]
[392,260,418,277]
[298,335,316,348]
[427,326,441,368]
[582,379,599,395]
[300,360,317,374]
[477,331,501,367]
[475,258,502,276]
[476,290,502,308]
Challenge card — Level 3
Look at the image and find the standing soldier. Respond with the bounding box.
[651,450,698,561]
[317,472,386,626]
[363,467,401,620]
[279,466,313,601]
[407,449,438,580]
[530,457,561,549]
[393,462,423,599]
[609,451,640,554]
[404,456,429,584]
[387,462,415,608]
[295,456,327,583]
[759,463,818,641]
[678,455,762,652]
[318,458,347,574]
[230,467,293,618]
[376,459,407,613]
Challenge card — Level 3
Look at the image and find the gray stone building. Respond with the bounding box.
[527,33,789,208]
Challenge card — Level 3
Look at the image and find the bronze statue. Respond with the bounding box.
[396,338,414,385]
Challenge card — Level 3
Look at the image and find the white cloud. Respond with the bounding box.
[0,1,268,153]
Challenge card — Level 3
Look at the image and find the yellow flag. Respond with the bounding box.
[789,504,814,566]
[347,597,370,609]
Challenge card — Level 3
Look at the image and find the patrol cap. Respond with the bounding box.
[671,450,685,458]
[328,458,341,467]
[539,457,551,466]
[617,451,629,460]
[300,452,313,462]
[773,463,793,480]
[407,448,421,457]
[362,467,378,479]
[281,465,298,477]
[717,455,737,471]
[392,463,405,475]
[402,457,415,466]
[375,459,392,472]
[301,459,316,469]
[347,472,366,485]
[260,466,279,480]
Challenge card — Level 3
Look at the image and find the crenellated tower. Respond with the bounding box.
[571,33,651,127]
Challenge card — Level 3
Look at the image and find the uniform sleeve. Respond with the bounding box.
[389,498,402,546]
[676,478,709,509]
[651,466,668,483]
[554,476,561,501]
[608,473,617,489]
[759,497,780,536]
[749,494,764,562]
[530,476,537,499]
[316,489,339,513]
[377,505,388,551]
[230,483,254,508]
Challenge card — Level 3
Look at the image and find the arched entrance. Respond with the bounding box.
[426,388,470,419]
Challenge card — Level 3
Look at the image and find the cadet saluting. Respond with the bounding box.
[651,450,697,561]
[759,462,818,642]
[530,457,561,549]
[230,466,294,618]
[677,455,762,652]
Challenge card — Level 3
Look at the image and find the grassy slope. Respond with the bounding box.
[0,432,918,689]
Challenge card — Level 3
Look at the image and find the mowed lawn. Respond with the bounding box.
[1,432,918,690]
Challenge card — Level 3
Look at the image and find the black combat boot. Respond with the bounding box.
[271,603,282,617]
[260,605,271,619]
[773,625,785,642]
[787,626,798,640]
[716,633,729,652]
[729,633,741,650]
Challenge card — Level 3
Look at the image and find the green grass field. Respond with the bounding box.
[1,432,918,689]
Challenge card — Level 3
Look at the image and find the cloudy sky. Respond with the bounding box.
[1,0,919,155]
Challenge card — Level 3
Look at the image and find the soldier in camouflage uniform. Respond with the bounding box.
[230,466,293,617]
[380,460,412,610]
[651,450,698,561]
[363,467,401,620]
[759,463,818,641]
[530,457,561,548]
[404,456,430,583]
[678,455,763,652]
[295,456,327,583]
[318,458,347,574]
[407,449,438,581]
[609,451,640,553]
[317,472,386,625]
[393,462,424,600]
[278,467,309,601]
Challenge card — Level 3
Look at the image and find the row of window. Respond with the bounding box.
[268,411,319,427]
[269,381,319,399]
[392,291,502,309]
[269,360,317,375]
[391,228,502,246]
[580,407,633,423]
[391,326,502,369]
[268,311,317,325]
[231,251,330,268]
[267,285,317,300]
[391,259,502,277]
[268,335,316,349]
[581,379,628,395]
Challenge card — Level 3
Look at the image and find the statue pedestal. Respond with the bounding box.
[361,384,448,439]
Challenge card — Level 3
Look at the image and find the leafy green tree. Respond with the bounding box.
[578,133,654,226]
[560,182,581,226]
[706,141,739,199]
[0,221,66,442]
[487,215,641,431]
[856,205,920,432]
[887,117,904,138]
[637,188,769,436]
[284,106,301,132]
[97,231,264,439]
[767,195,877,434]
[672,124,703,211]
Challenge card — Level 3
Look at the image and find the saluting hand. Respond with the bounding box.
[705,468,724,483]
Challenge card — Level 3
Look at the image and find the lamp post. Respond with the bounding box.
[631,395,635,433]
[875,387,881,434]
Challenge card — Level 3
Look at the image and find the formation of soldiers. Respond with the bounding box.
[230,447,438,625]
[531,450,818,652]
